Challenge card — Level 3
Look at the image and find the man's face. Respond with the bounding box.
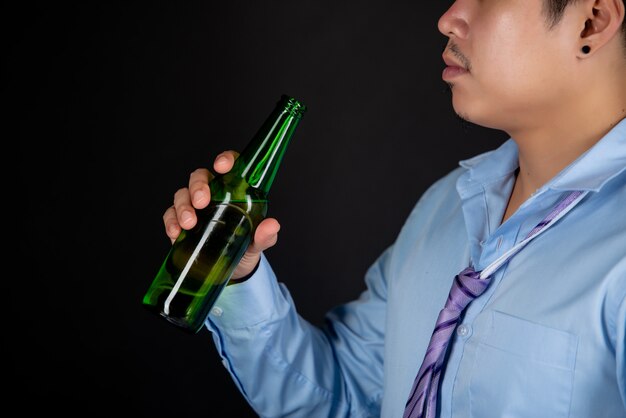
[438,0,580,132]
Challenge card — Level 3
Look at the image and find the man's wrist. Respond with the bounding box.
[227,259,261,285]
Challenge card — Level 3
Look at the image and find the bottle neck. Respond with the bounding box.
[232,96,305,194]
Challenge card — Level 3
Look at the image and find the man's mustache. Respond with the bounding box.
[446,42,472,72]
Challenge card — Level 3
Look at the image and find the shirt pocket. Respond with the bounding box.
[469,310,578,418]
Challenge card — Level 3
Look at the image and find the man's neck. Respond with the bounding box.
[513,109,626,197]
[500,102,625,225]
[505,53,626,195]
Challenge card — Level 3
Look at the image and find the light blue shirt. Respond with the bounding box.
[207,118,626,418]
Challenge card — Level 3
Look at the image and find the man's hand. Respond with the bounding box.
[162,150,281,280]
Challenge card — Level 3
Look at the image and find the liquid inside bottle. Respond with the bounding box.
[143,95,306,334]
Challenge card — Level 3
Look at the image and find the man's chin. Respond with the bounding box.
[454,111,471,123]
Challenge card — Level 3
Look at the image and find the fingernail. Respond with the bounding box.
[216,155,228,165]
[194,191,207,205]
[181,211,193,225]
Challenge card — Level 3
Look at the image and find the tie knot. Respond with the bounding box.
[446,267,492,311]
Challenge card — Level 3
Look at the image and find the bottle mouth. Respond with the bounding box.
[280,95,307,117]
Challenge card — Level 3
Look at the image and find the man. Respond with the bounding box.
[163,0,625,416]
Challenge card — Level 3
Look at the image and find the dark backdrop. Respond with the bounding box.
[11,1,507,417]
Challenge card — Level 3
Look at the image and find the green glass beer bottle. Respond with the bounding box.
[143,95,306,334]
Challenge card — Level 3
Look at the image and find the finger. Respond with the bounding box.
[213,150,240,174]
[163,205,181,244]
[188,168,213,209]
[173,187,197,230]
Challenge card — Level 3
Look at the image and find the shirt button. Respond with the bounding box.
[211,306,223,317]
[457,324,470,337]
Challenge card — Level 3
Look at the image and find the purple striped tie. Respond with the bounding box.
[403,267,490,418]
[403,190,584,418]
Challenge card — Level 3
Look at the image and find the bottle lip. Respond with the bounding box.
[280,95,306,117]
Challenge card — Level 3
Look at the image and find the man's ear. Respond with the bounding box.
[577,0,625,56]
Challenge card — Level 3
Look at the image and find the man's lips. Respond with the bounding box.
[442,53,469,79]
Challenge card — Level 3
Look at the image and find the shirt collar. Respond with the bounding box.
[458,139,518,186]
[458,117,626,193]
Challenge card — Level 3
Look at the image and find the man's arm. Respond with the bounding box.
[206,248,392,417]
[604,257,626,408]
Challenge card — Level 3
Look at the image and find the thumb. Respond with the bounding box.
[248,218,281,255]
[230,218,280,280]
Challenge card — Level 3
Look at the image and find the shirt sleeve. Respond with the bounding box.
[205,247,393,418]
[605,257,626,409]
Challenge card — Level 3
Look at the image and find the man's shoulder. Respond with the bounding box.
[418,165,467,205]
[401,165,467,225]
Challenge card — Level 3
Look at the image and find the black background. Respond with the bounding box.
[11,1,507,417]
